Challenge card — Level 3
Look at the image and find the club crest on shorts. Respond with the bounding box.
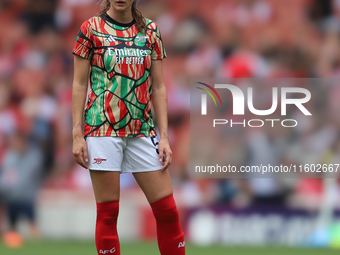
[178,241,185,248]
[93,158,107,164]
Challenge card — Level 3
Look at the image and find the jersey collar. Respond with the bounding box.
[101,13,136,28]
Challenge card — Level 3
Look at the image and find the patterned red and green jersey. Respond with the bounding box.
[72,14,166,137]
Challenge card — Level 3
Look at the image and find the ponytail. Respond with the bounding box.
[98,0,110,15]
[132,1,146,33]
[98,0,146,33]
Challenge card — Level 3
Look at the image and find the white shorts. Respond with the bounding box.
[85,136,163,173]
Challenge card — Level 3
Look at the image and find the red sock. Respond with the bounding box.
[95,201,120,255]
[151,194,185,255]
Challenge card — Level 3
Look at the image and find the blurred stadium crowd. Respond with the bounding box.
[1,0,340,240]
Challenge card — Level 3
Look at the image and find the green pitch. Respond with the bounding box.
[0,241,340,255]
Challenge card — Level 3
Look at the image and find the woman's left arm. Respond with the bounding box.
[151,60,172,171]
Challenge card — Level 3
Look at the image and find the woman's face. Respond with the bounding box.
[110,0,134,12]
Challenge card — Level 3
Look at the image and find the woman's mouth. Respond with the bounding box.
[116,1,125,6]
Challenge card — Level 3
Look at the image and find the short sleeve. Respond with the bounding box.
[151,25,167,60]
[72,20,94,60]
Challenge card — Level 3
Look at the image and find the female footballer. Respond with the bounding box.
[72,0,185,254]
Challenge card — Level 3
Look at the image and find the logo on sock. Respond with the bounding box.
[178,241,185,248]
[99,247,116,254]
[93,158,107,164]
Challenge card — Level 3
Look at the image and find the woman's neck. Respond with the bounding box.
[106,7,133,24]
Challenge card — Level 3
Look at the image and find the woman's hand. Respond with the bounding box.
[72,133,88,169]
[158,137,172,171]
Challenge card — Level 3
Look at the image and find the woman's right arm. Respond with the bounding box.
[72,55,91,169]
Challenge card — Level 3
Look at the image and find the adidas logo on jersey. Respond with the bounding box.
[106,35,116,42]
[178,241,185,248]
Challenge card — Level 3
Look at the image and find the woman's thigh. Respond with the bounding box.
[90,170,120,203]
[133,169,173,204]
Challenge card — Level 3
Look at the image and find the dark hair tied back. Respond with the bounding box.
[98,0,146,33]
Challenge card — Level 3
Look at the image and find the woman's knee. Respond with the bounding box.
[96,201,119,223]
[151,194,180,222]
